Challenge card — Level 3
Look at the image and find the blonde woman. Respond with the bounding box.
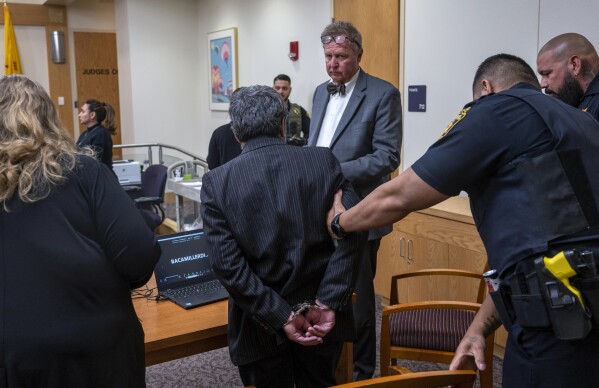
[0,75,160,387]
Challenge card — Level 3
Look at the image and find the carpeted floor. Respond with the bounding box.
[145,295,503,387]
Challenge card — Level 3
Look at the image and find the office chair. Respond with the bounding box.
[134,164,167,230]
[381,269,494,388]
[330,370,477,388]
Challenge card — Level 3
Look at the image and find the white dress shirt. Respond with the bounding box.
[315,70,361,147]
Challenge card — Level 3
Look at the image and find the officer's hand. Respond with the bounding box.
[449,333,487,372]
[327,190,347,240]
[283,314,322,346]
[305,301,335,337]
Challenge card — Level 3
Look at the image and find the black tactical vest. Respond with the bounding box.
[286,103,304,146]
[470,88,599,273]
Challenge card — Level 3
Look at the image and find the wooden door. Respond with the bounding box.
[73,31,121,158]
[334,0,400,88]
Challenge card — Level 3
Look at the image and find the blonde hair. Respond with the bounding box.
[0,75,80,210]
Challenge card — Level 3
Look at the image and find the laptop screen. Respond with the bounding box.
[154,229,217,291]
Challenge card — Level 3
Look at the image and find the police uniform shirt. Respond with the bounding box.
[411,83,559,272]
[580,72,599,122]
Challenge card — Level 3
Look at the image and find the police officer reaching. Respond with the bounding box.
[273,74,311,146]
[327,53,599,387]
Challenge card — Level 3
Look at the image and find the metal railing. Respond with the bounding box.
[114,142,207,167]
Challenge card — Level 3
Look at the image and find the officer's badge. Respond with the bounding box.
[583,107,588,112]
[292,107,301,116]
[440,107,470,139]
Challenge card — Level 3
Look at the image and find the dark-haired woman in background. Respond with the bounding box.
[0,75,160,387]
[77,99,117,170]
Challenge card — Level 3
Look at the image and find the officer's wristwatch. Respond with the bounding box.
[331,212,347,239]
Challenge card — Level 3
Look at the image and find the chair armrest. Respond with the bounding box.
[134,196,163,205]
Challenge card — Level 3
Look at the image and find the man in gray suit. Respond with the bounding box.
[200,85,366,388]
[308,21,402,380]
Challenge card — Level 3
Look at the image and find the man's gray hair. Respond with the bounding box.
[321,21,362,53]
[229,85,287,142]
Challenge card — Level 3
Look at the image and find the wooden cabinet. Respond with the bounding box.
[375,196,508,355]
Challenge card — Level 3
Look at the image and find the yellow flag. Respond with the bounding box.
[4,3,22,75]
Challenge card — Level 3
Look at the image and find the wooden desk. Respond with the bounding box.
[132,276,227,366]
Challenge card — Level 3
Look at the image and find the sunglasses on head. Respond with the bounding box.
[320,35,361,49]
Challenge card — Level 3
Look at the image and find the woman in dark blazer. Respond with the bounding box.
[77,98,117,170]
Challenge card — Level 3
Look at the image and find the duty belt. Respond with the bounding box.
[490,249,599,340]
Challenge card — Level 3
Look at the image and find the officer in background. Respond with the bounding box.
[327,53,599,387]
[537,32,599,120]
[273,74,311,146]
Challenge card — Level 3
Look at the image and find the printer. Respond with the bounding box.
[112,160,142,186]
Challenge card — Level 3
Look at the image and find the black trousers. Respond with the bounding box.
[503,323,599,387]
[352,238,380,381]
[238,337,344,388]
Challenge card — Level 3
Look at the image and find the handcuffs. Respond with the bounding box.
[284,299,323,326]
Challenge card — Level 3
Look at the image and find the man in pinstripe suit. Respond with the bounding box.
[200,85,367,388]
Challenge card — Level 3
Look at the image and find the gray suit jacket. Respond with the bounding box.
[200,136,367,366]
[309,70,402,240]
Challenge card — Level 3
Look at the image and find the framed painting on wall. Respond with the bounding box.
[208,27,238,111]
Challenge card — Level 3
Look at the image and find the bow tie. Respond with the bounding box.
[327,82,346,96]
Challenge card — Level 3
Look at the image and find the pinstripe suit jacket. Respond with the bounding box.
[308,70,402,240]
[200,136,367,366]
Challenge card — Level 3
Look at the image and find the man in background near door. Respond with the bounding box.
[273,74,311,146]
[207,122,241,170]
[537,32,599,120]
[308,20,402,381]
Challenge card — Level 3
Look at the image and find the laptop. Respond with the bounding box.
[154,229,228,309]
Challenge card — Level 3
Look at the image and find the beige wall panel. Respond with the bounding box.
[334,0,399,88]
[74,31,122,157]
[1,4,73,137]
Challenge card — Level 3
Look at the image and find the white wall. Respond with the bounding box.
[538,0,599,48]
[115,0,331,159]
[68,0,117,137]
[402,0,540,170]
[197,0,331,151]
[401,0,599,170]
[0,25,49,91]
[115,0,201,154]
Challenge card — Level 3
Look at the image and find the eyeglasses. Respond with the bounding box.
[320,35,361,49]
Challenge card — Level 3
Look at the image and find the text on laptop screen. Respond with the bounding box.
[155,230,216,288]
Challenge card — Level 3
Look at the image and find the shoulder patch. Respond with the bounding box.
[440,107,470,139]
